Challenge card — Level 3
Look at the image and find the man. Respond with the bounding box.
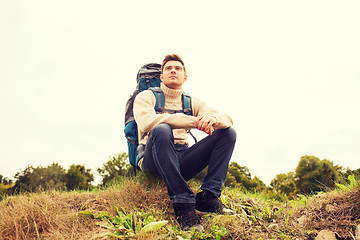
[133,54,236,231]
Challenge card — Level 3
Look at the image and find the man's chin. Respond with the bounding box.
[164,83,182,90]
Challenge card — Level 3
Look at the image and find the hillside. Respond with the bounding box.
[0,177,359,239]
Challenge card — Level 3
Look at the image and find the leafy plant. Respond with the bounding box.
[79,206,230,239]
[79,207,168,238]
[335,174,359,191]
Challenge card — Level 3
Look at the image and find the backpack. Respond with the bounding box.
[124,63,193,169]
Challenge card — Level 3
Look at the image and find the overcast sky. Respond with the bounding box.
[1,1,359,185]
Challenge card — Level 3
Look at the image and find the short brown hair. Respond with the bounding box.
[161,54,186,73]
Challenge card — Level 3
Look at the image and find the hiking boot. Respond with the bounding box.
[196,190,235,214]
[173,203,204,231]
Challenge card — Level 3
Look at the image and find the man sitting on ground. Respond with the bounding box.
[133,54,236,230]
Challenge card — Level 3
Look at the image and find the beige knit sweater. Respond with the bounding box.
[133,83,233,167]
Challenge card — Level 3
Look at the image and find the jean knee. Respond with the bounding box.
[224,127,237,143]
[151,123,173,140]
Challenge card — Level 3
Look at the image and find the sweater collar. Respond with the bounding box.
[160,82,183,103]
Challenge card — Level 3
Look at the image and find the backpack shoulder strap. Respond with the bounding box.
[182,92,193,116]
[149,87,165,113]
[182,92,196,142]
[149,87,193,116]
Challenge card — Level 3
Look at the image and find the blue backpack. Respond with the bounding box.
[124,63,193,169]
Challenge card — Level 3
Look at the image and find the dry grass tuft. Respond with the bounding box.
[0,178,170,240]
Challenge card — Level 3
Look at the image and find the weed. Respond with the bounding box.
[336,174,359,191]
[283,210,293,227]
[80,207,169,238]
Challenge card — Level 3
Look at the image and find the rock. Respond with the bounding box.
[355,224,360,240]
[316,230,337,240]
[297,215,308,226]
[315,193,327,199]
[223,207,236,215]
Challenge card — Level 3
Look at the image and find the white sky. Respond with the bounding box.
[1,1,359,185]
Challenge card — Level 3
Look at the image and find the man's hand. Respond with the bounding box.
[194,115,217,135]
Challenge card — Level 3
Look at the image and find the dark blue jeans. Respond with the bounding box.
[141,123,236,204]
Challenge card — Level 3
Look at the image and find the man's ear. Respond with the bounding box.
[183,74,188,82]
[160,74,163,80]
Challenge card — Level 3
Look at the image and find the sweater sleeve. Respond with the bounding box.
[192,96,233,129]
[133,90,197,133]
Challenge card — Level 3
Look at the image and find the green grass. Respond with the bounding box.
[0,176,359,239]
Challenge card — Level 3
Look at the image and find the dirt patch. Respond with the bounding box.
[306,187,360,239]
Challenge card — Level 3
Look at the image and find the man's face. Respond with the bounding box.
[160,60,187,89]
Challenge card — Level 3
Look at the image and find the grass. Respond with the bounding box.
[0,175,359,239]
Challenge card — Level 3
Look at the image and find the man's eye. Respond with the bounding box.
[175,67,182,70]
[166,67,172,70]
